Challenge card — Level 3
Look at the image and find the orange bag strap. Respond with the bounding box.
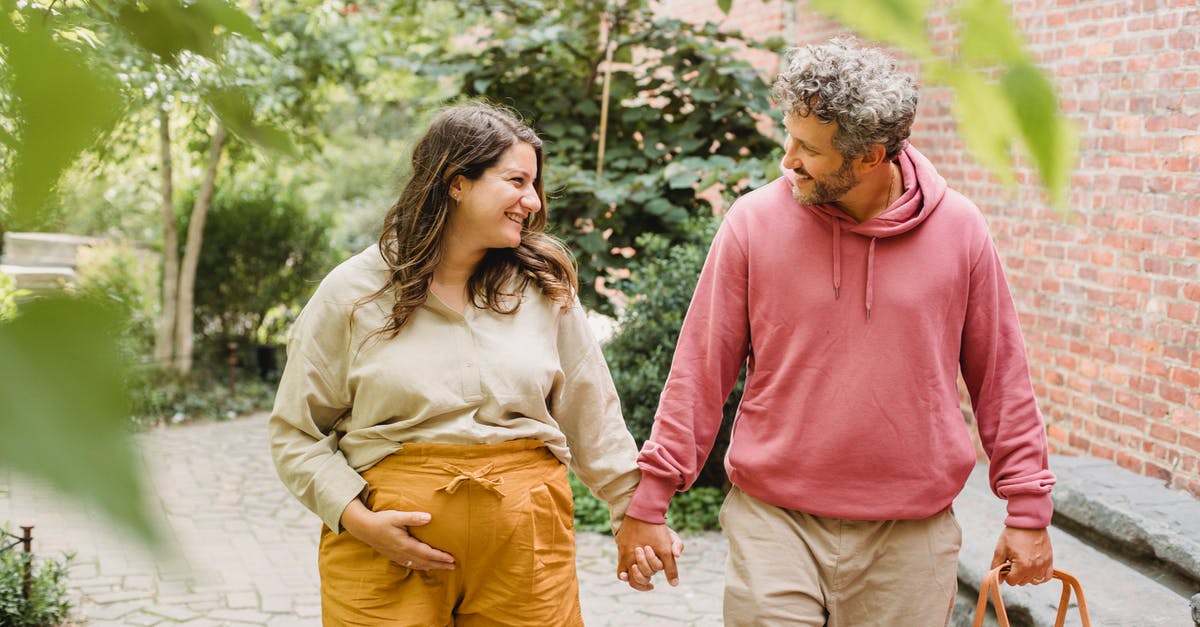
[972,564,1092,627]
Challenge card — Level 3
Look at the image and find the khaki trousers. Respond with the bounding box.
[720,486,961,627]
[318,440,582,627]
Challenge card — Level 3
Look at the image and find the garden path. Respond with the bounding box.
[0,412,727,626]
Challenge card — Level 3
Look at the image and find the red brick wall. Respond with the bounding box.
[659,0,1200,497]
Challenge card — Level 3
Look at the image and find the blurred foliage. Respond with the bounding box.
[604,217,742,490]
[74,240,159,366]
[0,533,73,627]
[808,0,1077,208]
[569,471,724,533]
[569,471,615,533]
[0,0,124,232]
[410,0,782,313]
[0,274,31,322]
[0,297,160,546]
[665,485,724,533]
[183,182,333,352]
[0,0,299,550]
[129,368,277,429]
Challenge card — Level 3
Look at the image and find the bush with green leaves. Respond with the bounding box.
[569,472,724,533]
[604,217,743,492]
[0,273,30,322]
[181,182,333,368]
[0,536,73,627]
[73,241,158,367]
[569,471,615,533]
[129,367,278,429]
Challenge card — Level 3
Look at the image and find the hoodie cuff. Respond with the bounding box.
[623,475,677,524]
[1003,492,1054,529]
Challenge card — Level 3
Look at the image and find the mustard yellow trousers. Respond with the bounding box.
[318,440,582,627]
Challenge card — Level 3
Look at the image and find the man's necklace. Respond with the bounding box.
[883,162,896,214]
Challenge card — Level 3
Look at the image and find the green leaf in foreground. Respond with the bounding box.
[956,0,1028,65]
[940,66,1018,188]
[115,0,263,64]
[0,8,123,230]
[809,0,932,59]
[0,298,161,549]
[206,87,298,156]
[1002,62,1077,207]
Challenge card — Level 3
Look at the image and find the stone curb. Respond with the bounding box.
[955,464,1195,626]
[1049,454,1200,584]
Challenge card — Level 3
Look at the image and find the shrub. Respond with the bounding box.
[182,182,333,370]
[129,367,277,429]
[665,486,724,533]
[569,472,614,533]
[0,534,73,627]
[73,240,158,367]
[0,273,30,322]
[569,472,725,533]
[604,217,743,491]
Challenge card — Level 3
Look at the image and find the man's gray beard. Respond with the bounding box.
[791,160,859,205]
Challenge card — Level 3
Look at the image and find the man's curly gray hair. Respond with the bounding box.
[772,38,918,161]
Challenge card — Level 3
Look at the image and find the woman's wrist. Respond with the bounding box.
[340,498,374,537]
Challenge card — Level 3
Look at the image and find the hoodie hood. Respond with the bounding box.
[779,144,948,318]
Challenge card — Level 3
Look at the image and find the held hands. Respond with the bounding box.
[991,525,1053,586]
[339,499,456,571]
[614,516,685,591]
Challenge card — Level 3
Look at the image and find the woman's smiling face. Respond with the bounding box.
[446,141,541,253]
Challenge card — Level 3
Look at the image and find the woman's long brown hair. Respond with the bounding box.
[361,102,577,338]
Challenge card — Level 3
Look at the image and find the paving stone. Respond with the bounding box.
[226,590,260,609]
[156,592,222,606]
[208,607,272,623]
[144,603,201,621]
[79,599,151,620]
[259,594,294,614]
[87,589,156,604]
[294,604,322,618]
[123,610,166,625]
[267,616,319,627]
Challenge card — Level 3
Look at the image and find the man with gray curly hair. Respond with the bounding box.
[615,38,1056,625]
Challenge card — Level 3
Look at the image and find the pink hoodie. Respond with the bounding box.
[626,145,1055,528]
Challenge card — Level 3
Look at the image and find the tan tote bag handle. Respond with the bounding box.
[972,563,1092,627]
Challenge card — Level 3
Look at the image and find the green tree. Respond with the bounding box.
[414,0,781,312]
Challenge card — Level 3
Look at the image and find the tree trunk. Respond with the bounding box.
[174,122,228,375]
[154,104,179,369]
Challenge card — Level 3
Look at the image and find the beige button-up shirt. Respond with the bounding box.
[268,246,640,533]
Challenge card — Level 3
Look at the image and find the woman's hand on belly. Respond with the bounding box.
[340,499,457,571]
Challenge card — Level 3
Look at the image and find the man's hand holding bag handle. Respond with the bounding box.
[973,562,1092,627]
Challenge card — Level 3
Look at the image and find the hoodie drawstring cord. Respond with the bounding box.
[865,237,877,321]
[830,221,877,321]
[832,221,842,299]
